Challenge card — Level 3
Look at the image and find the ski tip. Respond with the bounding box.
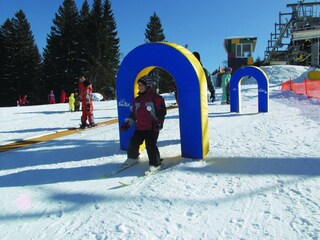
[118,181,130,187]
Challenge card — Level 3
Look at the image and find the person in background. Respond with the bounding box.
[22,95,29,105]
[193,51,216,102]
[80,79,96,128]
[17,95,29,106]
[69,93,75,112]
[17,95,21,106]
[120,75,167,174]
[74,91,80,111]
[60,90,66,103]
[48,90,55,104]
[170,80,178,106]
[221,67,232,105]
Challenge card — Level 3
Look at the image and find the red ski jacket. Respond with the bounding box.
[81,86,93,113]
[128,88,166,131]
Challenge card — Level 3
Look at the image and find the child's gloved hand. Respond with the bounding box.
[157,119,164,130]
[120,122,130,131]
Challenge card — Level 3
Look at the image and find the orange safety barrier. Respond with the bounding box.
[281,79,320,99]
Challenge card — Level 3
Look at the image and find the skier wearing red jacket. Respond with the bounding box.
[120,75,167,173]
[80,79,96,129]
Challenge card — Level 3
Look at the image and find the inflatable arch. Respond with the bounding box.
[230,66,269,113]
[116,42,209,159]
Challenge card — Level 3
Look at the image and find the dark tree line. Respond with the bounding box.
[0,0,120,106]
[42,0,120,104]
[0,10,43,106]
[0,1,172,107]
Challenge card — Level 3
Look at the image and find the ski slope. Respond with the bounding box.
[0,65,319,239]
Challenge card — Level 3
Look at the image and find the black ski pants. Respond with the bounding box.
[127,130,161,167]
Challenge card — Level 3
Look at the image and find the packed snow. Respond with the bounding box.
[0,65,319,240]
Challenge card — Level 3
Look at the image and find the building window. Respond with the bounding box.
[236,43,252,58]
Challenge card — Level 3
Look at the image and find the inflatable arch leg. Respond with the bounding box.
[116,42,209,159]
[230,66,269,113]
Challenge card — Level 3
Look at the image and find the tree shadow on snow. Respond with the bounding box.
[16,110,67,115]
[180,156,320,177]
[0,138,130,187]
[0,127,67,134]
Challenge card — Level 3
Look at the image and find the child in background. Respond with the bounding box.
[80,79,96,128]
[221,67,232,105]
[74,91,80,111]
[69,93,75,112]
[48,90,56,104]
[60,90,66,103]
[17,95,29,106]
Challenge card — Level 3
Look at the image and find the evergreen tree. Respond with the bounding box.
[42,0,80,100]
[77,0,91,77]
[0,11,42,106]
[12,10,43,105]
[83,0,119,96]
[0,19,15,106]
[85,0,106,91]
[145,12,165,42]
[102,0,120,94]
[144,12,172,93]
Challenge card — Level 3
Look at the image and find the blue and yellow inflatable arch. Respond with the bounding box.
[230,66,269,113]
[116,42,209,159]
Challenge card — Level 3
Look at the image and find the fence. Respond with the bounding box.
[281,79,320,99]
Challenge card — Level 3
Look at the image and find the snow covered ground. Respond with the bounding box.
[0,65,319,240]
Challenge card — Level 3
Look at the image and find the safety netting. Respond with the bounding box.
[281,79,320,99]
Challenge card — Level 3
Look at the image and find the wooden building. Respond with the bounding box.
[224,36,257,72]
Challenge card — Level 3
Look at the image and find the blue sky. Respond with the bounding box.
[0,0,298,72]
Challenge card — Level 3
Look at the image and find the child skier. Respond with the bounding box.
[69,93,75,112]
[221,67,232,104]
[48,90,55,104]
[120,75,167,174]
[80,79,96,128]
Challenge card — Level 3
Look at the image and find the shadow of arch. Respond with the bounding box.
[230,66,269,113]
[116,42,209,159]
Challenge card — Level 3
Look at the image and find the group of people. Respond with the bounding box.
[14,50,232,174]
[44,75,96,129]
[14,51,230,175]
[47,89,81,112]
[17,95,29,106]
[15,50,231,175]
[66,91,81,112]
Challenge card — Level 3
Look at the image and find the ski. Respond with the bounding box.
[98,161,139,179]
[78,123,99,130]
[68,122,105,131]
[118,162,174,187]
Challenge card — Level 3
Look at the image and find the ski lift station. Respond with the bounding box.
[264,0,320,66]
